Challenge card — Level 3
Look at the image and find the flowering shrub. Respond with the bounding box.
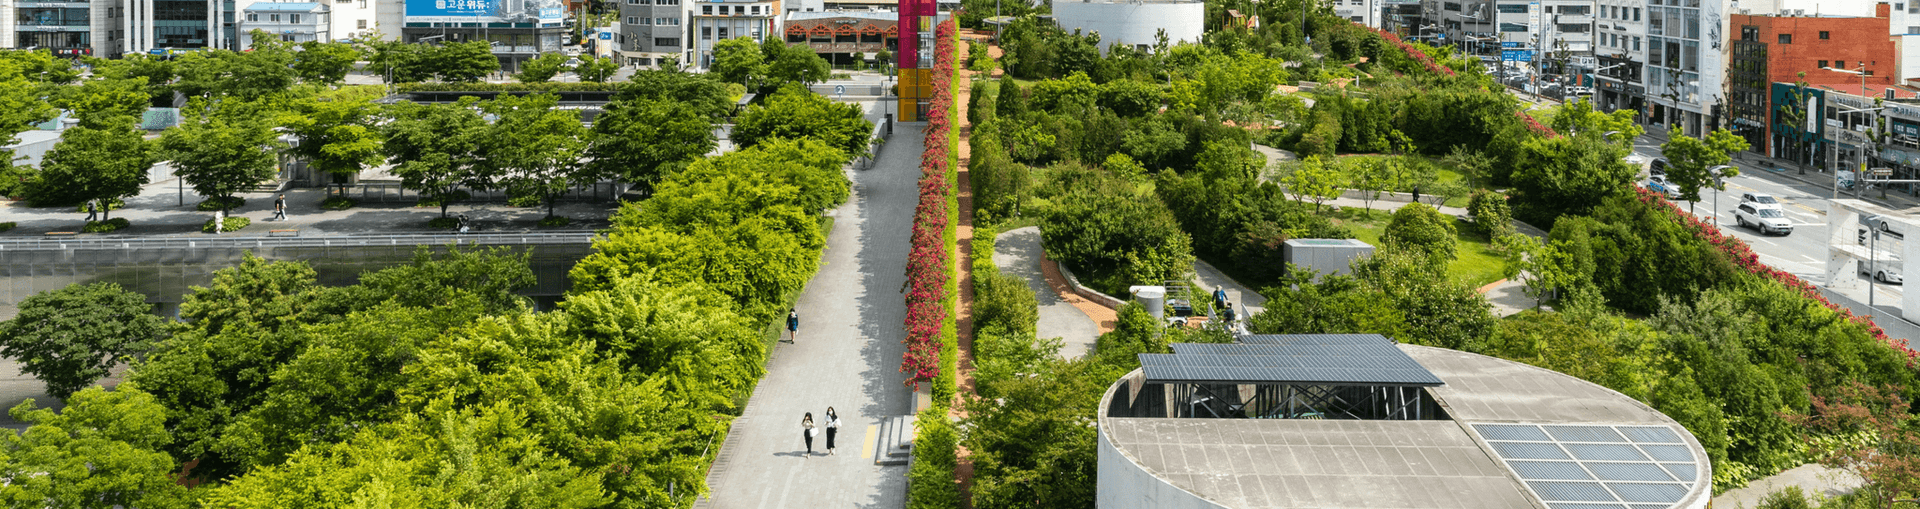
[902,20,959,388]
[1632,187,1917,363]
[1367,27,1457,78]
[1517,111,1559,138]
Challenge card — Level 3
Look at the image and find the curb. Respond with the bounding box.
[1048,252,1126,309]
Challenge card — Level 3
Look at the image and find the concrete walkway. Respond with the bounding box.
[1712,464,1861,508]
[696,125,916,509]
[1192,260,1265,318]
[995,226,1099,359]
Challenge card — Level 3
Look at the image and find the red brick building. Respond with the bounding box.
[1730,4,1897,159]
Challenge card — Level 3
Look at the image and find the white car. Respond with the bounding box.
[1740,192,1780,207]
[1860,257,1904,284]
[1734,202,1793,235]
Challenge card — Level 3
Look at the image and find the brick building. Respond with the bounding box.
[1731,5,1897,162]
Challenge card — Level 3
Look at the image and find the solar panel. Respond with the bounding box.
[1239,333,1396,345]
[1473,423,1703,509]
[1141,339,1444,386]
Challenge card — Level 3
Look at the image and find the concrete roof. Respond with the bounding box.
[1098,344,1713,509]
[243,2,324,11]
[784,10,897,21]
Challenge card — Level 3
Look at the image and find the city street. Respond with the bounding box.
[1627,133,1916,329]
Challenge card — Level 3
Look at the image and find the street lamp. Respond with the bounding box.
[1708,164,1732,223]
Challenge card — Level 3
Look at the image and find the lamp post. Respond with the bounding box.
[1708,164,1732,223]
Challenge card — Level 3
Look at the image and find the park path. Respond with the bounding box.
[695,118,919,509]
[994,227,1101,358]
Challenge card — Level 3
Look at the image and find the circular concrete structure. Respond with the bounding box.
[1096,343,1713,509]
[1050,0,1203,55]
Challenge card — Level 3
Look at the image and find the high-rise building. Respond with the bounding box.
[0,0,112,56]
[1593,0,1647,116]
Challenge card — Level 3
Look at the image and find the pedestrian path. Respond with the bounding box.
[1711,464,1860,508]
[695,125,919,509]
[1192,260,1265,318]
[995,226,1100,359]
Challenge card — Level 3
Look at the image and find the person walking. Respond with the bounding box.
[213,208,225,234]
[787,309,799,343]
[84,201,97,222]
[801,412,817,457]
[824,407,840,456]
[457,214,470,234]
[1222,302,1237,331]
[1212,285,1227,312]
[273,194,288,221]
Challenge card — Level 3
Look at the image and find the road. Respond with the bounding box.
[1626,134,1912,317]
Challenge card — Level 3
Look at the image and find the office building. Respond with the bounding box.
[237,1,328,47]
[1731,6,1897,156]
[783,10,894,66]
[690,0,780,68]
[616,0,684,66]
[400,0,569,71]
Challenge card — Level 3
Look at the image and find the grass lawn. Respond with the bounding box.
[1331,208,1508,288]
[1329,154,1476,208]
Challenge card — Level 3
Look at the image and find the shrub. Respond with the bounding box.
[320,196,356,210]
[81,218,131,233]
[0,222,13,232]
[201,216,250,233]
[905,406,960,509]
[1467,189,1513,237]
[196,196,246,211]
[1039,189,1195,296]
[538,216,571,227]
[427,217,460,229]
[1383,202,1458,262]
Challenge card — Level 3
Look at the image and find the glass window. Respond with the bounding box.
[701,26,710,38]
[1497,4,1526,13]
[1444,2,1461,11]
[1648,7,1663,35]
[1684,9,1698,39]
[626,16,636,24]
[290,14,299,23]
[717,27,727,38]
[1819,59,1828,68]
[1684,40,1697,71]
[1778,33,1790,44]
[1561,5,1588,14]
[246,12,256,21]
[701,5,710,14]
[1820,31,1830,39]
[270,13,280,21]
[1634,7,1640,20]
[1836,60,1846,68]
[654,37,678,46]
[1633,36,1640,50]
[357,19,365,28]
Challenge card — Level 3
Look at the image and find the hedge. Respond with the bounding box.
[905,19,964,509]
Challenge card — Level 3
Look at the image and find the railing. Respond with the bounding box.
[853,116,891,170]
[0,231,600,252]
[317,181,630,203]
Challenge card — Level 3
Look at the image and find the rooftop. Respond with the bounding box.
[242,1,324,11]
[1098,342,1712,509]
[784,10,898,21]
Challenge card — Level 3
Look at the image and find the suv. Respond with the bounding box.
[1740,192,1781,206]
[1735,203,1793,235]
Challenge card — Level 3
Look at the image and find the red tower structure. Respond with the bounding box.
[896,0,937,121]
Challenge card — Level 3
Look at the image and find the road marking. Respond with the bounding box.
[1747,236,1778,246]
[1804,255,1821,262]
[861,424,877,459]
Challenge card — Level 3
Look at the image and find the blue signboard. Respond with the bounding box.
[1501,41,1523,48]
[599,31,612,40]
[1502,50,1534,61]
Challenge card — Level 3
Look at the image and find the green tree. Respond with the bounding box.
[22,122,155,213]
[761,37,830,90]
[1465,189,1513,237]
[1350,157,1403,212]
[384,98,492,218]
[573,55,619,82]
[84,53,176,102]
[282,95,386,196]
[293,40,363,84]
[367,39,432,83]
[1441,145,1493,189]
[0,283,168,398]
[587,97,717,194]
[1097,78,1165,118]
[433,41,501,83]
[710,37,765,85]
[0,57,63,197]
[171,44,296,100]
[1659,125,1749,205]
[0,385,192,509]
[515,52,571,83]
[158,114,282,213]
[55,76,152,129]
[480,93,590,219]
[0,48,81,84]
[1381,202,1458,262]
[1284,156,1344,212]
[733,83,874,157]
[1040,189,1195,295]
[1508,134,1638,225]
[618,69,736,119]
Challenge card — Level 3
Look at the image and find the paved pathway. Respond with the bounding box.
[697,123,917,509]
[1192,260,1265,318]
[994,227,1100,359]
[1711,464,1860,508]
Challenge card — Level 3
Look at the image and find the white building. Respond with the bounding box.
[1334,0,1381,27]
[1593,0,1648,115]
[690,0,780,69]
[237,1,328,47]
[1050,0,1203,55]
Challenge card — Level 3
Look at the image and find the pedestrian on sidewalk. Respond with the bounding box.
[457,214,470,234]
[801,412,817,457]
[1213,285,1227,311]
[273,194,288,221]
[213,209,225,234]
[1222,302,1237,330]
[84,201,97,222]
[824,407,840,456]
[787,309,800,343]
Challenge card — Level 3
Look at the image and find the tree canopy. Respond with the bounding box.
[0,283,169,398]
[732,83,873,158]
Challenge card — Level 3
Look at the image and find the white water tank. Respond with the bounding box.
[1129,285,1166,320]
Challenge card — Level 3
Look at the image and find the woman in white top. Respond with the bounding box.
[824,407,840,456]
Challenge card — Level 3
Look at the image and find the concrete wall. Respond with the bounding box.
[1096,370,1229,509]
[1051,0,1203,55]
[1740,10,1897,88]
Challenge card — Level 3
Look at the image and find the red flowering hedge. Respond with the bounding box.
[1368,27,1458,78]
[1633,187,1918,364]
[1517,111,1560,138]
[902,20,960,388]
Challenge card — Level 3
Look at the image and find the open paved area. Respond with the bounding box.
[994,226,1100,358]
[695,122,915,509]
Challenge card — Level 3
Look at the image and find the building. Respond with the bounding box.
[1050,0,1203,55]
[1593,0,1647,117]
[690,0,780,69]
[1097,334,1714,509]
[400,0,569,71]
[238,2,329,47]
[1380,0,1425,38]
[1334,0,1379,27]
[783,10,894,66]
[328,0,397,42]
[0,0,113,57]
[616,0,684,67]
[1730,6,1898,156]
[1772,83,1920,193]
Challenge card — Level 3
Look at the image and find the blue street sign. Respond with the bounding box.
[599,32,612,39]
[1502,50,1534,61]
[1502,41,1523,48]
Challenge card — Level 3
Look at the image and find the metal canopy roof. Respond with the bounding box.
[1239,333,1397,345]
[1141,337,1444,386]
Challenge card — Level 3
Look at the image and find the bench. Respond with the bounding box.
[44,231,77,236]
[269,229,300,237]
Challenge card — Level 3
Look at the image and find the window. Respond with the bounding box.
[270,13,280,21]
[717,27,727,38]
[1818,60,1828,68]
[1633,36,1641,50]
[1820,31,1830,39]
[657,0,677,5]
[357,19,366,28]
[1778,33,1791,44]
[1866,70,1876,76]
[1500,22,1527,31]
[1911,26,1920,33]
[627,16,637,24]
[655,37,678,46]
[1443,2,1460,10]
[701,5,711,14]
[282,34,296,41]
[1633,7,1640,20]
[750,5,759,14]
[246,12,256,21]
[290,14,300,23]
[701,26,711,39]
[1836,60,1846,69]
[1560,5,1588,14]
[1496,4,1525,13]
[1558,23,1589,32]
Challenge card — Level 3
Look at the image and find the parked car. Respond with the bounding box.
[1859,255,1904,284]
[1735,203,1793,235]
[1644,175,1681,199]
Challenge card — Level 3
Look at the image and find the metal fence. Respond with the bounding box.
[853,119,892,171]
[0,232,600,253]
[321,181,632,204]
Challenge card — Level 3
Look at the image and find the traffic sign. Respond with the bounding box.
[835,85,845,96]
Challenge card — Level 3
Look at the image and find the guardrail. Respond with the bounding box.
[853,118,893,171]
[0,232,601,252]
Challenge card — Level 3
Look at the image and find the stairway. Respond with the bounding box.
[873,414,917,466]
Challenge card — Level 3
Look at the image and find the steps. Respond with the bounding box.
[873,414,917,466]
